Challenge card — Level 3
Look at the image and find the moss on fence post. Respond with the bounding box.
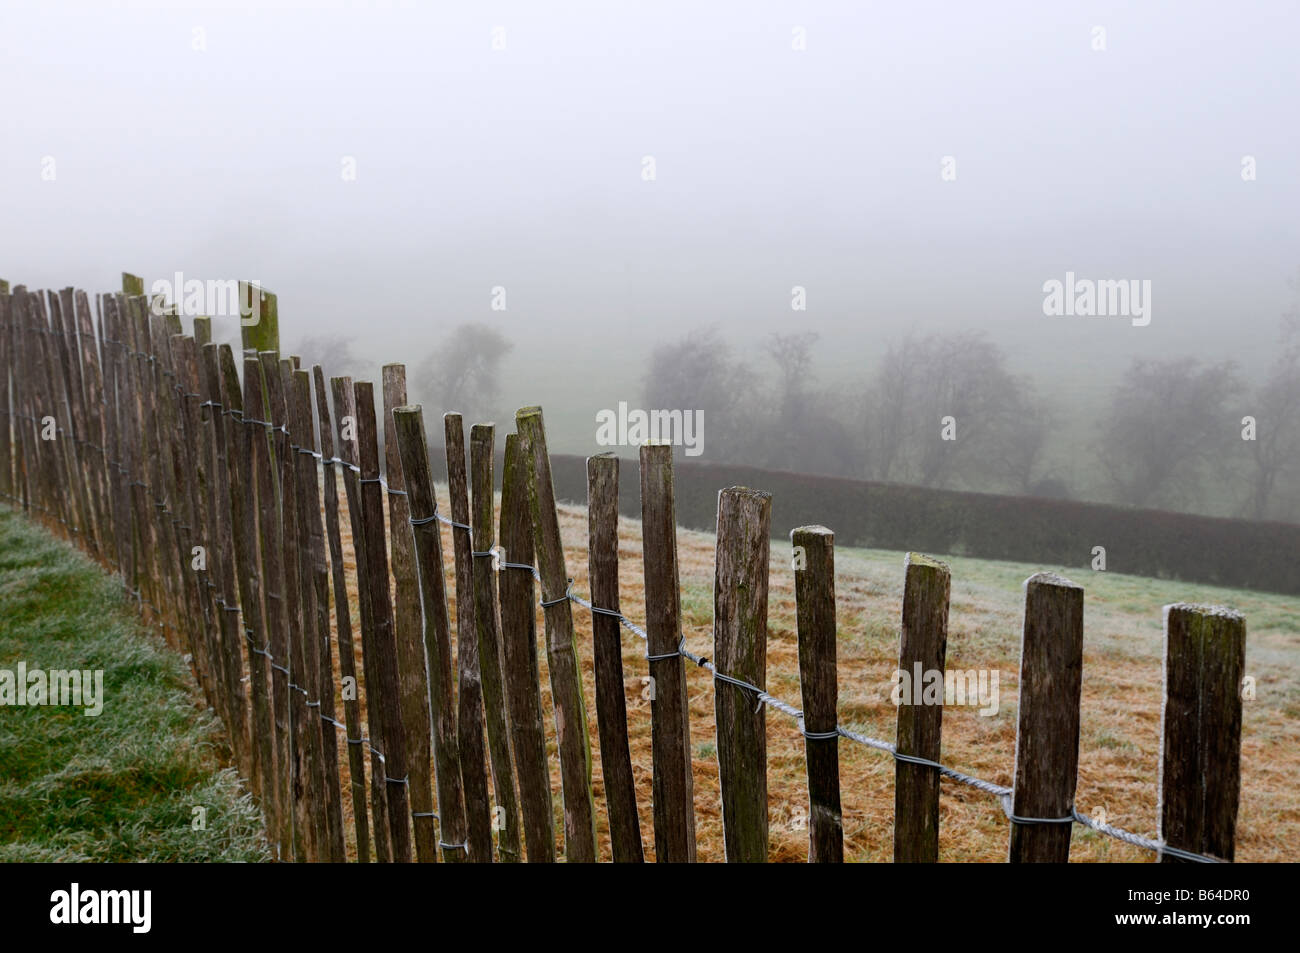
[240,282,278,355]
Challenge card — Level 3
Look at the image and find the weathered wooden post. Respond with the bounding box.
[1008,572,1084,863]
[470,423,522,862]
[639,442,696,862]
[714,485,772,863]
[792,525,842,863]
[354,380,413,863]
[444,412,493,862]
[1159,604,1246,863]
[392,405,469,863]
[587,452,643,862]
[331,375,392,862]
[381,364,437,862]
[894,553,950,863]
[314,365,371,862]
[499,432,555,861]
[516,405,597,862]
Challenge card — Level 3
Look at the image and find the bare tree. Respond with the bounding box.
[988,388,1060,496]
[864,332,1026,489]
[413,323,513,420]
[643,327,754,461]
[1097,359,1242,508]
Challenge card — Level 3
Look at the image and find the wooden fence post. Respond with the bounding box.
[381,364,437,862]
[714,485,772,863]
[791,525,842,863]
[444,412,494,862]
[330,375,392,863]
[516,405,597,862]
[499,432,555,861]
[391,405,469,863]
[354,380,413,863]
[1159,604,1246,863]
[639,442,696,862]
[894,552,950,863]
[292,368,347,862]
[285,358,329,860]
[1008,572,1084,863]
[219,346,275,822]
[587,452,643,862]
[263,353,314,861]
[470,423,522,862]
[200,342,251,781]
[314,365,371,862]
[248,353,292,859]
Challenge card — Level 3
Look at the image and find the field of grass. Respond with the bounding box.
[0,506,269,862]
[330,486,1299,863]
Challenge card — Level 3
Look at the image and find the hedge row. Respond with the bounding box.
[540,454,1300,596]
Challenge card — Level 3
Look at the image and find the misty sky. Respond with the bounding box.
[3,0,1297,455]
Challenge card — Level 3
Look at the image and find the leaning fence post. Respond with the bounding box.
[639,442,696,862]
[470,423,523,861]
[444,412,493,862]
[1159,604,1246,863]
[792,525,842,863]
[587,452,644,862]
[331,375,392,863]
[1008,572,1084,863]
[292,368,346,862]
[314,364,370,862]
[516,405,597,863]
[392,405,469,863]
[893,553,950,863]
[499,432,555,861]
[355,380,413,863]
[381,364,438,863]
[714,485,772,863]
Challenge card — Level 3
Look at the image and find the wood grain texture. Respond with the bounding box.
[516,406,597,862]
[222,346,274,822]
[444,412,493,862]
[392,405,469,862]
[498,432,555,861]
[792,525,842,863]
[893,552,950,863]
[355,380,413,862]
[1159,604,1246,863]
[1008,572,1084,863]
[470,423,522,861]
[331,375,392,862]
[249,353,292,858]
[381,365,437,862]
[714,485,772,863]
[639,442,696,862]
[292,368,346,862]
[315,365,371,862]
[587,453,643,862]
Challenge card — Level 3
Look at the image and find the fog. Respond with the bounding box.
[3,0,1298,480]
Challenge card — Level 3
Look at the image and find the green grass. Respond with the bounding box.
[0,506,269,862]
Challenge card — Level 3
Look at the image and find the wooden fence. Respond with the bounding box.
[0,274,1247,863]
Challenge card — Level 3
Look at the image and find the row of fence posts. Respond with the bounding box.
[0,274,1247,862]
